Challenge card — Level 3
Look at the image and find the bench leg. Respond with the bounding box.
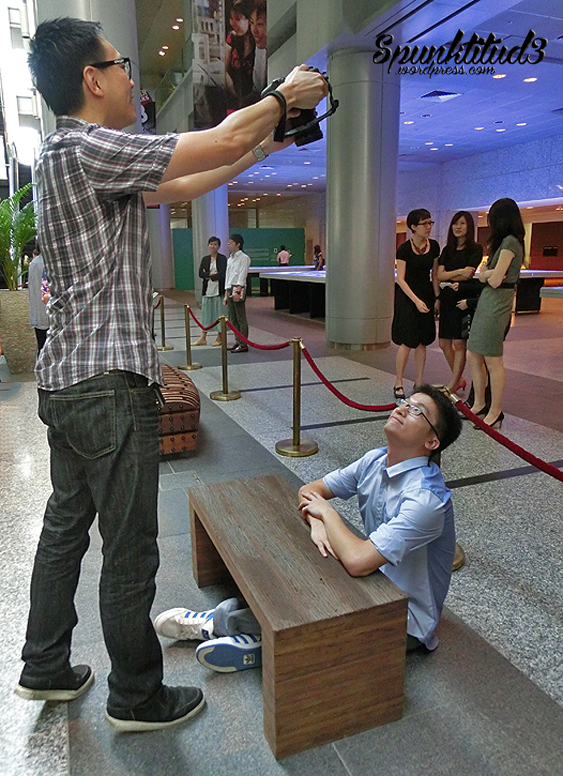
[190,509,233,588]
[262,603,406,759]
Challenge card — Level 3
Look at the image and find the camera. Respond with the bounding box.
[261,67,339,147]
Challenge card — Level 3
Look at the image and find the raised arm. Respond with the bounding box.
[159,66,327,183]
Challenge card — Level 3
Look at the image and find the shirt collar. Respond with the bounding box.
[56,115,95,130]
[384,455,430,479]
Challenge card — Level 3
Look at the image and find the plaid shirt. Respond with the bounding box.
[35,116,178,390]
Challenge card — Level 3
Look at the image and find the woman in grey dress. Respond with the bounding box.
[467,198,525,429]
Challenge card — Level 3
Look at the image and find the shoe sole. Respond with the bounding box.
[196,641,262,673]
[105,695,205,732]
[15,669,95,702]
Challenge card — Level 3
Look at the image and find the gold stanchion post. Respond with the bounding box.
[275,339,318,457]
[178,305,201,370]
[210,316,241,401]
[156,295,174,351]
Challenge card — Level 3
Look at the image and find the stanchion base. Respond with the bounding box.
[453,542,466,571]
[157,345,175,351]
[275,438,319,458]
[210,390,241,402]
[178,363,202,371]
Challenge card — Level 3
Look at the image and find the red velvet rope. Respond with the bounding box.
[187,307,221,332]
[456,400,563,483]
[301,346,396,412]
[226,321,291,350]
[153,297,162,310]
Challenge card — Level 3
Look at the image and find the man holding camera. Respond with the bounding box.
[17,17,327,732]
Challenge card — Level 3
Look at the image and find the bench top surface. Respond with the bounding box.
[188,474,406,632]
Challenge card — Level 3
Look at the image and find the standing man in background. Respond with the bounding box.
[224,234,251,353]
[276,244,291,265]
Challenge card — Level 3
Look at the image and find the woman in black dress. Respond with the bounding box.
[436,211,483,393]
[392,209,441,398]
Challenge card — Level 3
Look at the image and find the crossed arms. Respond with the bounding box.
[297,479,388,578]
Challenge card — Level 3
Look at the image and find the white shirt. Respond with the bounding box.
[225,249,251,289]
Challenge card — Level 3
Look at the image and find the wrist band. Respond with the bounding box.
[264,89,287,142]
[252,144,267,162]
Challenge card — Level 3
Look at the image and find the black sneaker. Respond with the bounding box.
[15,665,94,701]
[105,685,205,732]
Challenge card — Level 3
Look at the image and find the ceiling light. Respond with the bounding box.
[158,50,166,56]
[474,127,484,130]
[420,90,461,103]
[304,161,311,165]
[516,122,527,126]
[524,77,537,83]
[425,142,434,145]
[172,24,180,30]
[445,143,453,146]
[404,120,414,125]
[496,128,506,132]
[493,74,507,79]
[176,18,183,23]
[430,147,438,151]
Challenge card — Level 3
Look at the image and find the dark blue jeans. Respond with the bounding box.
[22,371,164,710]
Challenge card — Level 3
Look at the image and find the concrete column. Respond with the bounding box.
[147,205,175,290]
[192,185,229,301]
[326,49,400,348]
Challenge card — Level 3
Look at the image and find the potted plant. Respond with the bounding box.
[0,183,38,374]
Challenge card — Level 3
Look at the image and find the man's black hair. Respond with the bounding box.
[230,233,244,249]
[28,18,106,116]
[208,236,221,247]
[415,384,462,452]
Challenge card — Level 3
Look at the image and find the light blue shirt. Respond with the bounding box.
[324,447,455,649]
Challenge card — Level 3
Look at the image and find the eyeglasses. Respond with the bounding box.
[88,57,132,80]
[396,399,441,444]
[417,220,435,227]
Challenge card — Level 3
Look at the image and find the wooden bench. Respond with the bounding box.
[158,364,200,456]
[188,474,408,759]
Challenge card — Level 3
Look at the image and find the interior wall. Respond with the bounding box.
[530,222,563,270]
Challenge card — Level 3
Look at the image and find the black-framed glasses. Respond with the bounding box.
[396,399,441,444]
[417,220,435,227]
[88,57,132,80]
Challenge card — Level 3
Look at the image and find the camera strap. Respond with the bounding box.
[283,78,339,139]
[261,81,287,142]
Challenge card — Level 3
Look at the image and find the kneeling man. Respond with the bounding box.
[155,385,462,667]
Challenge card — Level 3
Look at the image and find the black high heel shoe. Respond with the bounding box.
[473,406,488,417]
[474,411,504,430]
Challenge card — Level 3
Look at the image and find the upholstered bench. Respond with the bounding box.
[158,364,200,455]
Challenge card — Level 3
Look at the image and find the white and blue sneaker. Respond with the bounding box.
[153,608,215,641]
[195,634,262,672]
